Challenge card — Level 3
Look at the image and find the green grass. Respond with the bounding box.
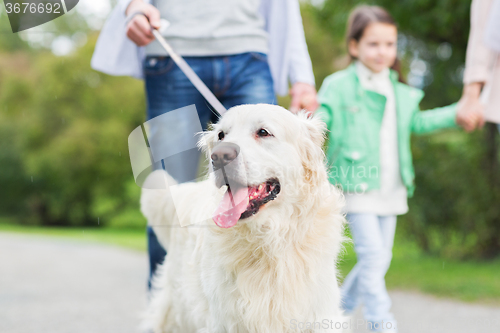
[0,220,146,251]
[1,219,500,305]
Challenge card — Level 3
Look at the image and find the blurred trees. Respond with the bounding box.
[314,0,471,107]
[0,35,147,227]
[311,0,500,259]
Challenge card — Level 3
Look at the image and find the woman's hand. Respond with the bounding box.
[289,82,319,114]
[456,82,485,132]
[125,0,161,47]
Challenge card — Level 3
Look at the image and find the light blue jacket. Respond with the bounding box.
[91,0,315,96]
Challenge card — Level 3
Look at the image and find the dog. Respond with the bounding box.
[140,104,346,333]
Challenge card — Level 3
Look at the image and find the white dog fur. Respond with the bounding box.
[140,104,346,333]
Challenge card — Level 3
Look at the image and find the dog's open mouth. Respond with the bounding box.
[213,178,280,228]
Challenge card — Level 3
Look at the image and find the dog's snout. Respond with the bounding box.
[211,143,240,170]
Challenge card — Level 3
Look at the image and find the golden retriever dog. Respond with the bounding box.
[140,104,346,333]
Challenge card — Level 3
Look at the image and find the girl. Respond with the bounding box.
[315,5,467,333]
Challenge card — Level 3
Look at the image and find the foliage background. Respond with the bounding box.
[0,0,499,259]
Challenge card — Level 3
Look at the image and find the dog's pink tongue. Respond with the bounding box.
[213,186,249,228]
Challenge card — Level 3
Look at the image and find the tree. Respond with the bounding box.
[0,35,147,227]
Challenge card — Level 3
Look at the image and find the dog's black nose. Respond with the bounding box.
[211,143,239,170]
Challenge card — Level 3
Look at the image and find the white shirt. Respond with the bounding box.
[344,62,409,216]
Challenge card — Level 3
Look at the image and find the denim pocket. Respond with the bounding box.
[249,52,268,63]
[144,56,175,76]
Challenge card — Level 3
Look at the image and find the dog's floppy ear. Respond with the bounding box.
[299,111,327,147]
[296,111,328,187]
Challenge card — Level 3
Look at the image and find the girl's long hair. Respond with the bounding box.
[346,5,406,83]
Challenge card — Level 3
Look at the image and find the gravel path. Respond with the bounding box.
[350,290,500,332]
[0,233,147,333]
[1,232,499,333]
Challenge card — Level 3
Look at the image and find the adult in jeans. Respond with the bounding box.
[92,0,318,289]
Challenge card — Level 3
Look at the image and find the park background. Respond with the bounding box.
[0,0,499,305]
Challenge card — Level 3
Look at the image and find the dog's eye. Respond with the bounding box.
[218,131,225,141]
[257,128,271,137]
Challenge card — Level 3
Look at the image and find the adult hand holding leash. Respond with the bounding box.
[125,0,161,47]
[124,1,227,117]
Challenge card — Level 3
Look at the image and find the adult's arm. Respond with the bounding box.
[286,0,315,87]
[463,0,495,86]
[286,0,318,112]
[457,0,495,130]
[484,0,500,52]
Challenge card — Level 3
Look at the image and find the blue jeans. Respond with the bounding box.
[341,213,398,332]
[144,52,275,289]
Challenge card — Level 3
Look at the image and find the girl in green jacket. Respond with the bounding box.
[315,5,469,333]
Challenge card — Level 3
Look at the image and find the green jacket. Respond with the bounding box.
[315,64,459,197]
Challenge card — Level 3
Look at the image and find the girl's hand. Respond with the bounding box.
[289,83,319,114]
[125,0,161,47]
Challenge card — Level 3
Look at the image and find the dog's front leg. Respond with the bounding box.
[141,170,179,250]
